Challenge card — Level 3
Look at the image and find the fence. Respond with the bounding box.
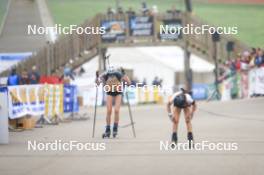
[4,83,78,120]
[220,67,264,101]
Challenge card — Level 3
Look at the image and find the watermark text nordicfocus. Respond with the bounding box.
[160,140,238,151]
[160,24,238,37]
[27,24,106,35]
[27,140,106,151]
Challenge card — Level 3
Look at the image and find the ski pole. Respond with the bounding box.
[125,89,136,138]
[104,54,111,69]
[92,71,99,138]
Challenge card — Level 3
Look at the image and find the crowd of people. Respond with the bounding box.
[218,48,264,81]
[6,66,40,86]
[129,76,163,87]
[4,62,87,87]
[107,2,180,16]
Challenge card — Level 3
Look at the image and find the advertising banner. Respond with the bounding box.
[136,87,150,103]
[137,88,145,103]
[248,68,256,97]
[129,16,153,37]
[81,84,104,106]
[254,68,264,95]
[123,87,138,105]
[101,20,126,42]
[221,78,232,101]
[64,85,79,113]
[0,87,9,144]
[0,53,32,61]
[39,76,63,84]
[7,85,45,119]
[159,19,182,40]
[192,84,208,100]
[219,68,264,100]
[248,68,264,96]
[44,84,64,117]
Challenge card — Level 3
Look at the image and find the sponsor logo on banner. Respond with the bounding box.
[159,19,182,40]
[0,53,32,61]
[101,20,126,42]
[64,85,79,113]
[220,67,264,100]
[221,78,232,101]
[79,84,103,106]
[129,16,153,37]
[248,69,257,96]
[8,85,45,119]
[123,87,138,105]
[254,68,264,95]
[44,84,64,117]
[192,84,208,100]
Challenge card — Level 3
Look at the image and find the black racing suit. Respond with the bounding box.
[102,71,123,96]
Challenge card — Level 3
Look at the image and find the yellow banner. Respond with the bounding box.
[44,84,63,117]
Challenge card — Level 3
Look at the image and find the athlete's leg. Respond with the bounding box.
[172,106,181,132]
[114,95,122,124]
[103,95,113,137]
[184,107,194,148]
[172,106,181,143]
[113,95,122,137]
[106,95,113,125]
[183,107,192,132]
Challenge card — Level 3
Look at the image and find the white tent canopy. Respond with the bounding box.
[136,46,214,72]
[73,46,214,88]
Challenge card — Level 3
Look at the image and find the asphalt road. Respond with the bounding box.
[0,98,264,175]
[0,0,46,53]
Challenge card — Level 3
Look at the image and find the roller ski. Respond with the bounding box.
[102,131,111,138]
[102,126,111,139]
[188,132,194,149]
[171,132,178,149]
[112,123,118,138]
[112,130,118,138]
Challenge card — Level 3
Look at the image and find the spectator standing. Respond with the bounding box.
[240,52,250,71]
[20,69,30,85]
[64,63,75,80]
[141,2,149,15]
[29,66,40,84]
[152,76,160,86]
[7,68,20,86]
[117,7,124,14]
[255,49,264,67]
[107,7,115,15]
[126,7,135,16]
[130,77,138,86]
[230,59,236,72]
[235,54,241,71]
[151,5,158,15]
